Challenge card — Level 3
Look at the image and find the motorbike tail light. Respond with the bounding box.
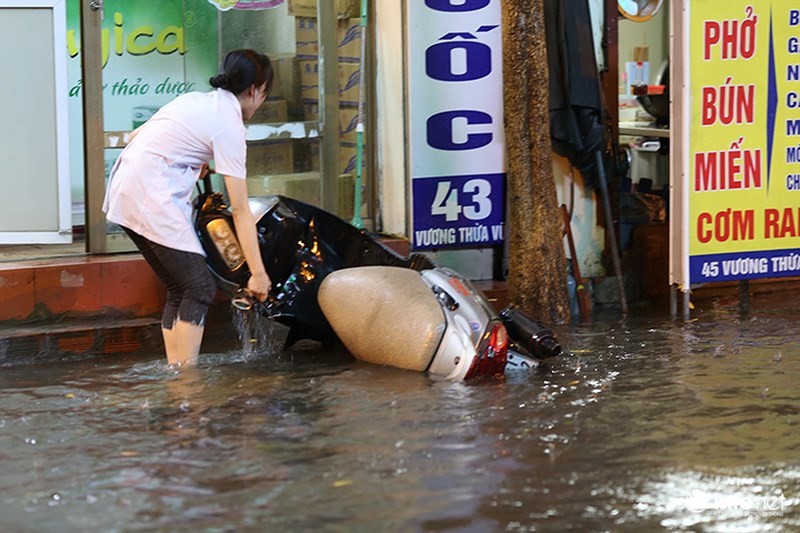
[464,321,508,380]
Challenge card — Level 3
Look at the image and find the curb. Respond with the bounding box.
[0,318,162,366]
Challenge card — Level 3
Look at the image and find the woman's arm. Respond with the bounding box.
[224,175,272,301]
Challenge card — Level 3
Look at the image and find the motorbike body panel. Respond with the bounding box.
[318,266,446,372]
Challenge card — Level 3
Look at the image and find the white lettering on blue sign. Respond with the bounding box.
[407,0,506,250]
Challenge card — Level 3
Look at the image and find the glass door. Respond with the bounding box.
[216,0,370,223]
[79,0,370,254]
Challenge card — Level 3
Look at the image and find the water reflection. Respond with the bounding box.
[0,308,798,531]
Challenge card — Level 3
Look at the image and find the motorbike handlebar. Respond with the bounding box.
[230,273,299,317]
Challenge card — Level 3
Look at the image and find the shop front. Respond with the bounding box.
[1,0,372,254]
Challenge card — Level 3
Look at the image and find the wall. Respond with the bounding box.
[553,158,606,278]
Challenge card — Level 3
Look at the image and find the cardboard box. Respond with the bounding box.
[309,143,319,170]
[299,59,320,101]
[266,58,283,100]
[295,17,319,59]
[337,18,362,63]
[247,173,355,219]
[285,176,322,206]
[303,101,319,121]
[267,54,300,103]
[338,104,360,144]
[288,0,360,19]
[338,62,360,105]
[299,60,360,105]
[301,102,359,144]
[295,17,361,63]
[247,141,294,175]
[246,174,320,210]
[339,141,366,175]
[337,173,355,219]
[247,99,288,124]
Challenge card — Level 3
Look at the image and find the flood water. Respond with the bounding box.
[1,303,799,532]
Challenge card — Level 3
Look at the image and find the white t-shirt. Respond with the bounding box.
[103,89,247,255]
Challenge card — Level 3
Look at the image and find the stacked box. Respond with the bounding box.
[337,62,360,104]
[246,175,305,205]
[308,141,366,175]
[268,54,300,104]
[289,11,363,218]
[247,142,294,175]
[295,17,319,59]
[299,60,319,101]
[295,17,361,62]
[337,18,361,63]
[339,142,366,176]
[247,175,314,201]
[338,104,360,144]
[266,58,283,100]
[247,99,288,124]
[246,173,354,219]
[299,60,360,105]
[302,101,319,121]
[337,173,355,219]
[301,102,360,143]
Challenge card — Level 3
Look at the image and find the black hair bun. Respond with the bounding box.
[209,73,229,89]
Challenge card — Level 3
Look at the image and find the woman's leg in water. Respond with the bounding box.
[123,228,216,366]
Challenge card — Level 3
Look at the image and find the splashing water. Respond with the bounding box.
[231,307,283,359]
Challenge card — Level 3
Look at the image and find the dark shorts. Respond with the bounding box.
[123,227,217,329]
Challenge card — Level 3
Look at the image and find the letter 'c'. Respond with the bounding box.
[427,110,493,151]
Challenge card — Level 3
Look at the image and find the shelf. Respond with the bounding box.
[619,122,670,139]
[246,121,320,142]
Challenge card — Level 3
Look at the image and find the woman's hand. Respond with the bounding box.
[224,174,272,303]
[247,270,272,302]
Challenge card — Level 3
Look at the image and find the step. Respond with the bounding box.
[0,317,162,365]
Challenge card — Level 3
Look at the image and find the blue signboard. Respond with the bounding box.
[406,0,506,250]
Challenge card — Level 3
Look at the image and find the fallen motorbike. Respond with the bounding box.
[194,171,561,380]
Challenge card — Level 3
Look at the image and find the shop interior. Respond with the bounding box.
[613,0,671,302]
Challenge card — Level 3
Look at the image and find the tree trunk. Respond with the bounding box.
[502,0,570,325]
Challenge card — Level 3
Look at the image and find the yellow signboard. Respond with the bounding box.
[687,2,800,282]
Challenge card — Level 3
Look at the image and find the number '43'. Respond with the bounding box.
[431,179,492,222]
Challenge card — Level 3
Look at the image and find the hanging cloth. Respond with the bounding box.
[544,0,606,188]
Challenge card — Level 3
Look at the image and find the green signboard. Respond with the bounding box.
[66,0,220,217]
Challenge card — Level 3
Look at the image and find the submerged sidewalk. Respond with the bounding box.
[5,241,800,365]
[0,238,509,363]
